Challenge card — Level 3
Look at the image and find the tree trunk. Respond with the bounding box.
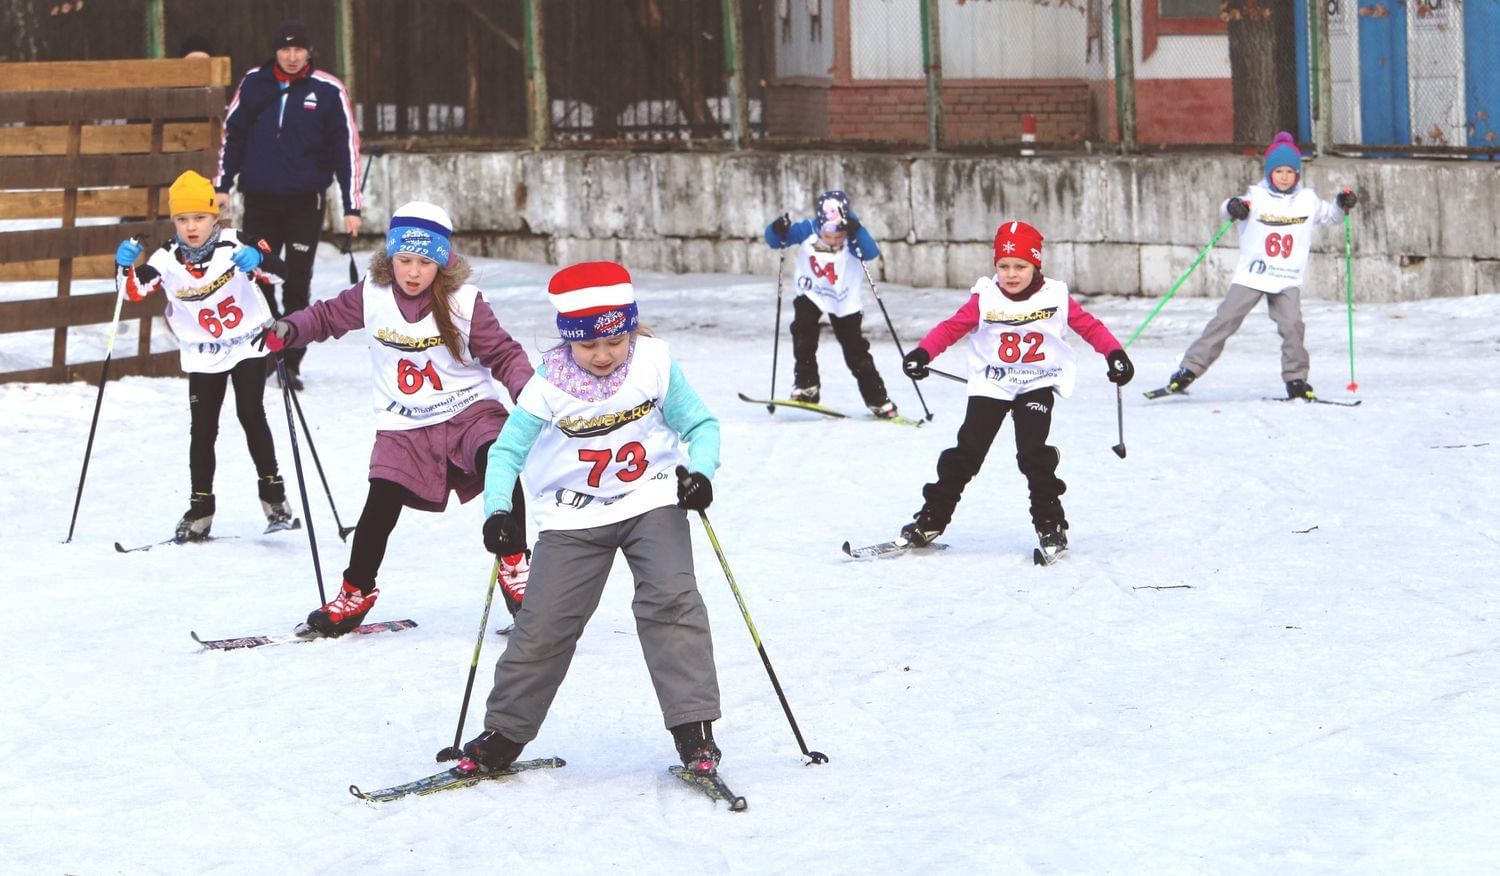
[1225,0,1299,143]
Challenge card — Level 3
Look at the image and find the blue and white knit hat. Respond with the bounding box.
[385,201,453,266]
[548,261,639,341]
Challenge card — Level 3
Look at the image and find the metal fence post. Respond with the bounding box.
[336,0,356,97]
[722,0,749,149]
[145,0,164,58]
[921,0,944,151]
[1112,0,1136,152]
[1311,0,1333,156]
[524,0,550,150]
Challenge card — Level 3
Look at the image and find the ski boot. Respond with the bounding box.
[461,729,526,772]
[789,384,821,404]
[869,400,899,420]
[1285,379,1316,400]
[899,505,946,548]
[174,492,215,543]
[1034,520,1069,566]
[670,720,722,775]
[302,580,379,638]
[1168,367,1197,393]
[259,475,296,533]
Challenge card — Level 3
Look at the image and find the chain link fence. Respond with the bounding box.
[2,0,1495,156]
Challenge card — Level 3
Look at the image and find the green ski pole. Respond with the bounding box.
[1125,218,1235,349]
[1343,211,1357,392]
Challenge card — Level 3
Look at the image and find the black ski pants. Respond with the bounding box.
[789,294,890,407]
[187,357,279,495]
[242,191,324,375]
[920,388,1066,530]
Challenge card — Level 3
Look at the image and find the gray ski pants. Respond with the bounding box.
[1182,283,1310,382]
[481,505,721,743]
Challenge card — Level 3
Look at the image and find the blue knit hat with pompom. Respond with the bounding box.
[1264,131,1302,191]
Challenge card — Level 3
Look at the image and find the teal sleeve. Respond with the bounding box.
[483,406,545,516]
[662,361,721,479]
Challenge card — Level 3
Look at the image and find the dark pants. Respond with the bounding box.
[789,295,890,407]
[343,443,528,602]
[242,191,324,375]
[920,389,1066,530]
[187,357,279,494]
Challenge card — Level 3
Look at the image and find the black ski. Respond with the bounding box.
[737,392,923,427]
[842,539,950,559]
[115,535,240,553]
[1265,396,1363,407]
[350,757,566,803]
[191,619,418,651]
[1142,385,1185,400]
[669,764,747,812]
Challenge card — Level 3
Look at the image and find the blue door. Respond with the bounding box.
[1467,0,1500,156]
[1358,0,1410,146]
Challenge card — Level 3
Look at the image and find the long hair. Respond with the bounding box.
[367,250,474,363]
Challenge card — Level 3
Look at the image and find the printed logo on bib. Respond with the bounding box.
[173,269,234,303]
[1255,213,1309,228]
[983,306,1058,327]
[557,399,658,439]
[374,327,444,353]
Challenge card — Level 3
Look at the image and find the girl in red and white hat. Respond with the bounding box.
[258,201,535,636]
[462,260,727,778]
[897,220,1134,563]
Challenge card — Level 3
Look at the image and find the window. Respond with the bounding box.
[1143,0,1227,60]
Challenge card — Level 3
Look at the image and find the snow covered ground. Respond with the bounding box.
[2,246,1497,874]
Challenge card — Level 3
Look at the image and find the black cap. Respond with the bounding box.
[272,19,312,50]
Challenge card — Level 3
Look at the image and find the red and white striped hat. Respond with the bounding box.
[548,261,639,340]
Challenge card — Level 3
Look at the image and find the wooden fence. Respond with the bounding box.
[0,58,230,384]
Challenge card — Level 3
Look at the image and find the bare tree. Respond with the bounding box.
[1224,0,1299,143]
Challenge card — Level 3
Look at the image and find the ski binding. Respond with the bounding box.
[669,764,747,812]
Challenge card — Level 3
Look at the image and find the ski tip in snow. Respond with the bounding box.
[668,764,748,812]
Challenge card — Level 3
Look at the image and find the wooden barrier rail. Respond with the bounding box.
[0,57,230,384]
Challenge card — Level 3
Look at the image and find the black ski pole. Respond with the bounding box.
[436,558,501,762]
[278,357,326,604]
[860,262,934,421]
[66,237,141,543]
[286,386,356,540]
[693,508,828,764]
[766,253,786,413]
[1112,384,1127,459]
[345,151,377,284]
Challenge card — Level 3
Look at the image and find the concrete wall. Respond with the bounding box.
[347,150,1500,303]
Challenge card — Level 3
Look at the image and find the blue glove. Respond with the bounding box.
[115,238,143,267]
[231,245,263,273]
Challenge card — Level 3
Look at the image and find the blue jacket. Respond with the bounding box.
[215,62,364,215]
[764,214,881,261]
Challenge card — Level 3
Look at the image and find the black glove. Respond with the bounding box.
[841,207,861,238]
[1106,349,1134,386]
[482,511,525,557]
[675,465,713,512]
[902,348,931,380]
[1226,197,1250,221]
[1336,188,1358,212]
[770,213,790,242]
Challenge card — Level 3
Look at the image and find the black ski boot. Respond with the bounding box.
[671,720,722,774]
[174,492,215,542]
[1168,367,1197,393]
[1034,520,1069,565]
[461,729,526,772]
[899,505,946,547]
[1285,379,1316,400]
[259,475,296,532]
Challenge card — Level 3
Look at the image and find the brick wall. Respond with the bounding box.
[1136,78,1233,144]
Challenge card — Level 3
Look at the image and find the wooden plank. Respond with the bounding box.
[0,152,216,189]
[0,87,223,125]
[0,350,182,386]
[0,189,170,221]
[0,220,173,264]
[0,58,231,91]
[0,293,163,334]
[0,255,119,282]
[0,123,215,156]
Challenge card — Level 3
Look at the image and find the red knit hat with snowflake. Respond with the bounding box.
[548,261,639,340]
[993,220,1044,269]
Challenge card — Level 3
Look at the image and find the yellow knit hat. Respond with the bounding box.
[168,171,219,217]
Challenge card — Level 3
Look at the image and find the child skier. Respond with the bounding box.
[255,202,535,636]
[1156,131,1357,400]
[764,189,900,419]
[114,170,295,542]
[898,220,1134,563]
[461,260,726,777]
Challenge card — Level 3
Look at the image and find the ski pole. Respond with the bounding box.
[345,152,377,284]
[1124,218,1235,349]
[436,558,501,763]
[1343,210,1357,392]
[928,366,965,384]
[287,386,356,540]
[277,357,326,604]
[766,252,785,412]
[693,509,828,764]
[1112,384,1127,459]
[66,237,141,543]
[860,261,934,421]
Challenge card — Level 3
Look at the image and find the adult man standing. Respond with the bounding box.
[214,19,363,390]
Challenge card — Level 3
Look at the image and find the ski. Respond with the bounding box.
[1142,385,1185,400]
[191,619,418,651]
[350,756,566,803]
[668,764,747,812]
[114,535,241,553]
[1265,396,1363,407]
[1033,545,1069,567]
[737,392,923,427]
[842,539,950,559]
[264,517,303,534]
